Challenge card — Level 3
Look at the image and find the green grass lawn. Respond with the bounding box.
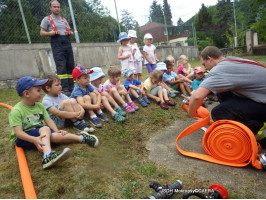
[0,55,265,198]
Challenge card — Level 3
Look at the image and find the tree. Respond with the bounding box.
[216,0,233,25]
[177,17,184,26]
[163,0,172,25]
[196,3,212,31]
[135,21,144,46]
[120,9,135,31]
[149,0,164,24]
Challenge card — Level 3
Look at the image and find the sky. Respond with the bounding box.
[100,0,218,26]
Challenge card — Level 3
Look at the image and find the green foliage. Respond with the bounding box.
[177,17,184,26]
[196,4,212,31]
[120,9,135,31]
[163,0,172,25]
[149,0,164,24]
[135,21,144,46]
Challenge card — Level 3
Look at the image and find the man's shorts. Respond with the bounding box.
[15,126,55,150]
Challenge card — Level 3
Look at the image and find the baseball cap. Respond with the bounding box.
[128,30,137,38]
[16,76,48,96]
[144,33,153,39]
[194,66,205,74]
[156,62,167,71]
[117,32,130,43]
[122,68,134,77]
[72,66,93,81]
[89,67,105,82]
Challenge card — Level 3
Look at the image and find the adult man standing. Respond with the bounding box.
[40,0,74,96]
[189,46,266,142]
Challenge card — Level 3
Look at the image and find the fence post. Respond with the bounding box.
[18,0,31,44]
[68,0,80,43]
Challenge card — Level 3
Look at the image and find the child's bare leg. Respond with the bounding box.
[157,88,164,102]
[184,84,192,96]
[51,132,81,143]
[129,88,139,99]
[101,96,116,115]
[101,91,119,108]
[39,126,52,154]
[163,89,169,101]
[179,83,187,95]
[83,95,95,116]
[179,74,192,84]
[109,88,127,105]
[90,92,100,112]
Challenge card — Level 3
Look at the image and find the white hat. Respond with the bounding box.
[156,62,167,71]
[144,33,153,39]
[89,67,105,81]
[128,30,137,38]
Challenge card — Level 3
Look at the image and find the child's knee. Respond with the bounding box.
[83,95,91,101]
[39,126,52,136]
[110,87,117,93]
[101,96,108,102]
[69,98,78,105]
[90,92,96,98]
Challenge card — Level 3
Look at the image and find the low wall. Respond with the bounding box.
[0,43,199,89]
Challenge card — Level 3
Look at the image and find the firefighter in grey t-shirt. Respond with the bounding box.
[40,0,74,96]
[189,46,266,142]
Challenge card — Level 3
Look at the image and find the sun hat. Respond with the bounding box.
[156,62,167,71]
[144,33,153,39]
[128,30,137,38]
[72,66,93,81]
[194,66,205,74]
[122,68,134,77]
[89,67,105,82]
[117,32,130,43]
[16,76,48,96]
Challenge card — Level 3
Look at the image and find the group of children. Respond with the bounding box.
[8,30,206,170]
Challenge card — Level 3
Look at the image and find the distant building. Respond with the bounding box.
[140,22,192,46]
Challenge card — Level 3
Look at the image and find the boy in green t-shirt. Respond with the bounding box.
[9,76,99,169]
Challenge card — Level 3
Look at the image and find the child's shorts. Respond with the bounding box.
[146,64,157,73]
[150,86,167,96]
[15,126,55,149]
[135,61,143,74]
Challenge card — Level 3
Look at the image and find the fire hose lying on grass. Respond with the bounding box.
[176,97,266,170]
[0,103,37,199]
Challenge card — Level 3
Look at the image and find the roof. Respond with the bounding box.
[141,22,190,43]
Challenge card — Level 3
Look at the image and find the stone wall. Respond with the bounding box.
[0,43,199,89]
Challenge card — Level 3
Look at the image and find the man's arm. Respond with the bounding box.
[188,87,211,117]
[40,27,56,37]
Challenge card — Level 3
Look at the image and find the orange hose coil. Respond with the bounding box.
[176,105,262,169]
[0,103,37,199]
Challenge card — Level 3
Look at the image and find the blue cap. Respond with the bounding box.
[156,62,167,71]
[89,67,105,82]
[117,32,130,43]
[122,68,134,77]
[16,76,48,96]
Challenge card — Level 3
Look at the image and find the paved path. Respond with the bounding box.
[147,103,266,198]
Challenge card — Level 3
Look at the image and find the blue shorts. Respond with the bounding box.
[15,126,55,150]
[146,64,157,73]
[150,86,167,96]
[129,90,139,100]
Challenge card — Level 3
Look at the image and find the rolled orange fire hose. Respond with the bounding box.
[176,104,262,169]
[0,103,37,199]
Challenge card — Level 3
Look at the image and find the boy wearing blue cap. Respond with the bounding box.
[123,68,150,107]
[9,76,99,169]
[90,67,126,122]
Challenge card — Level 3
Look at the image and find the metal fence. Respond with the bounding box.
[0,0,120,44]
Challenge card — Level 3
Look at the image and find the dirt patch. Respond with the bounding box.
[147,103,266,198]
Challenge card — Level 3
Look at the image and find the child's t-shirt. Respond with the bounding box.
[163,71,178,87]
[191,78,205,91]
[143,77,158,91]
[91,83,104,93]
[70,83,95,99]
[9,102,49,143]
[143,44,156,64]
[124,78,141,91]
[177,65,185,75]
[103,79,121,92]
[129,43,142,61]
[42,93,69,118]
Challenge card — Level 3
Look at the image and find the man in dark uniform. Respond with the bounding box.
[40,0,74,96]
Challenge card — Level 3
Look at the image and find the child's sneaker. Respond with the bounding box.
[96,112,109,122]
[165,100,176,106]
[89,117,102,128]
[73,120,94,133]
[142,95,150,104]
[80,132,99,147]
[128,101,139,111]
[137,97,147,107]
[42,148,72,169]
[112,112,126,122]
[173,89,179,94]
[122,104,135,113]
[160,102,168,110]
[114,106,126,116]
